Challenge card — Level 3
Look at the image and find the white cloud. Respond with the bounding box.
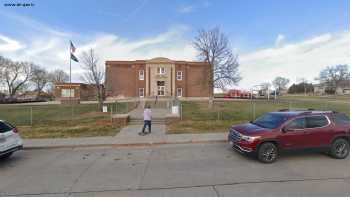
[275,34,285,47]
[0,34,25,51]
[239,31,350,89]
[2,11,350,90]
[0,25,196,82]
[0,11,72,38]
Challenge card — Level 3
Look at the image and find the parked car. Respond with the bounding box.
[0,120,23,159]
[228,110,350,163]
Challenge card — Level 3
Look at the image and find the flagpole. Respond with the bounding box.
[69,40,72,121]
[69,40,72,100]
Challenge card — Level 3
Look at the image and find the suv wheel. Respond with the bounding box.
[257,142,278,163]
[330,138,349,159]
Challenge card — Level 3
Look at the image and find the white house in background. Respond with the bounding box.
[336,81,350,95]
[314,80,350,95]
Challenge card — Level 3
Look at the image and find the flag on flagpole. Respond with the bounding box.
[70,41,79,62]
[70,41,76,53]
[71,53,79,62]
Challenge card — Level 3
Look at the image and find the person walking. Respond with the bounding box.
[139,105,152,135]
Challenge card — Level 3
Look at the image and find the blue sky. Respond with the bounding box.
[1,0,350,89]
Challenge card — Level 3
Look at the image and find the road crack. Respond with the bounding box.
[212,185,221,197]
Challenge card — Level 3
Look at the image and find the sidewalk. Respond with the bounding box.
[24,132,228,149]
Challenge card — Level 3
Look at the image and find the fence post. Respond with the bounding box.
[110,104,113,123]
[253,102,256,120]
[30,107,33,126]
[180,103,183,120]
[250,100,254,121]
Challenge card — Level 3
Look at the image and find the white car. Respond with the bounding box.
[0,120,23,159]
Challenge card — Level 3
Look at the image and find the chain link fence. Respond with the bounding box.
[0,101,139,126]
[180,99,350,122]
[1,99,349,126]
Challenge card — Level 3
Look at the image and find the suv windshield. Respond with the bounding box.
[252,113,288,129]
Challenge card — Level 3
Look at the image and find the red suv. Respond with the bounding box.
[228,110,350,163]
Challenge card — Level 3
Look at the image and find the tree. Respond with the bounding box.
[272,77,290,93]
[50,69,69,84]
[193,27,241,105]
[81,49,104,111]
[317,65,350,94]
[46,69,69,94]
[31,65,50,98]
[260,82,271,90]
[297,78,308,96]
[0,56,33,98]
[288,82,314,94]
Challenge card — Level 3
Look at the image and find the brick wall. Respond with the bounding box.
[105,59,212,98]
[106,64,146,97]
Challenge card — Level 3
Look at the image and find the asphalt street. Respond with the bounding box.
[1,143,350,197]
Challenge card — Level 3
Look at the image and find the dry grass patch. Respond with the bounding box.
[167,120,244,134]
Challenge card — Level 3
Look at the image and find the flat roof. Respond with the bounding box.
[105,57,209,66]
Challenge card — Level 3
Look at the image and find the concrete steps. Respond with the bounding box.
[145,101,170,109]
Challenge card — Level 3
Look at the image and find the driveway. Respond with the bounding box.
[1,143,350,197]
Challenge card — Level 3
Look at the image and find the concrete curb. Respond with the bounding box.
[23,139,228,150]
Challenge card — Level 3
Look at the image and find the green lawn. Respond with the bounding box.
[167,98,350,134]
[0,102,137,138]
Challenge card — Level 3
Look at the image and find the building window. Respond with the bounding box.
[157,81,165,86]
[139,88,144,97]
[176,88,182,97]
[176,71,183,80]
[139,70,144,80]
[157,67,165,75]
[157,81,165,96]
[61,89,75,98]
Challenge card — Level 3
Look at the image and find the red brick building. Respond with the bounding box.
[105,57,213,98]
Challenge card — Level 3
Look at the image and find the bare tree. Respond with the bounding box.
[297,78,308,96]
[46,69,69,94]
[193,27,241,93]
[272,77,290,93]
[0,57,33,98]
[317,65,350,94]
[260,82,271,90]
[50,69,69,84]
[81,49,104,111]
[31,65,50,98]
[0,56,6,89]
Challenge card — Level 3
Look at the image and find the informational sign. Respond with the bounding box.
[172,106,179,115]
[102,105,108,113]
